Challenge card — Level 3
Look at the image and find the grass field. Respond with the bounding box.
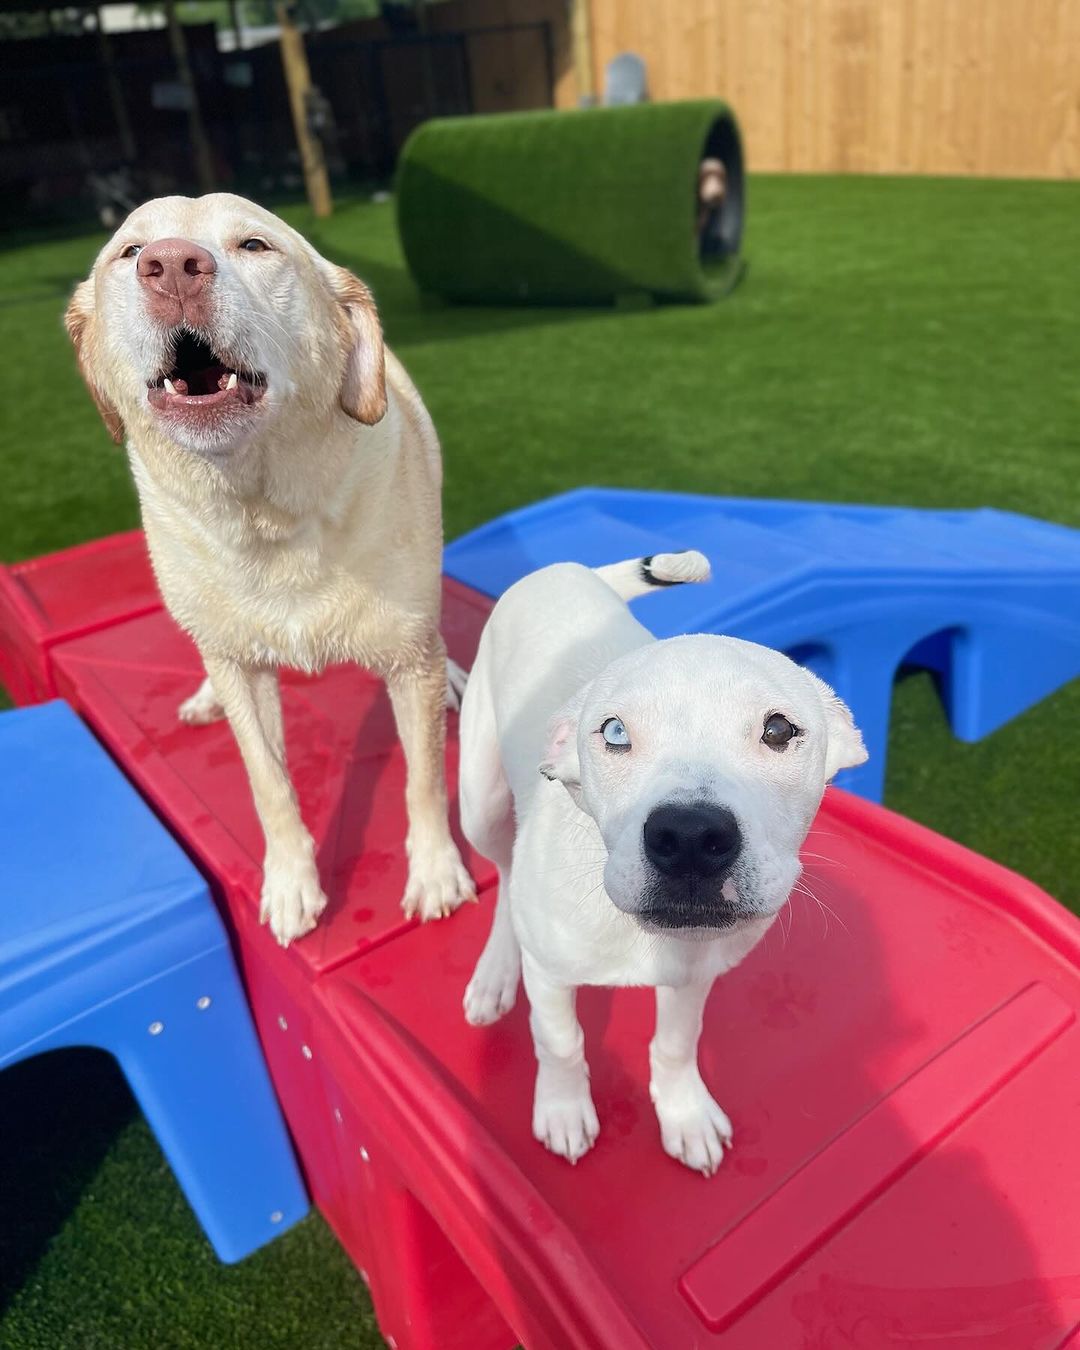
[1,175,1078,1348]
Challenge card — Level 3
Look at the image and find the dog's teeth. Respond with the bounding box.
[226,372,238,391]
[163,378,177,395]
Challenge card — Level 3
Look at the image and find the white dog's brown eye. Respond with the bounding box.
[762,713,798,749]
[600,717,631,751]
[120,244,142,259]
[239,237,271,252]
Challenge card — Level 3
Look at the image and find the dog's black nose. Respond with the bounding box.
[643,804,742,879]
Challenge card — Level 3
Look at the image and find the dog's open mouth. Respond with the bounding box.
[147,330,266,414]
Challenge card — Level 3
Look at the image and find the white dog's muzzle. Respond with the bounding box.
[602,796,765,933]
[639,800,745,929]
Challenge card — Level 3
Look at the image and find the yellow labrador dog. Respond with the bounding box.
[65,193,475,945]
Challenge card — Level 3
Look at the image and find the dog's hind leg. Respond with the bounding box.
[460,645,520,1026]
[178,673,225,726]
[463,874,519,1025]
[445,657,469,712]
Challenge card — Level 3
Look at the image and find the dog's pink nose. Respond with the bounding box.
[137,238,216,322]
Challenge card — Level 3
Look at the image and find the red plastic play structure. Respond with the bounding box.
[4,532,1080,1349]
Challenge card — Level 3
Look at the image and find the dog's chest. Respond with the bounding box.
[513,875,729,990]
[224,576,358,669]
[528,910,735,988]
[152,528,428,673]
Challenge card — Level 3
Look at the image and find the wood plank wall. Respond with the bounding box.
[588,0,1080,178]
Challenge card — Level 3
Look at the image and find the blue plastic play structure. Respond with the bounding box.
[0,701,307,1262]
[444,488,1080,801]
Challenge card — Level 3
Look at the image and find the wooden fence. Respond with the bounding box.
[586,0,1080,178]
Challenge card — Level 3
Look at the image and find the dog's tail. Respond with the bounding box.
[592,550,711,602]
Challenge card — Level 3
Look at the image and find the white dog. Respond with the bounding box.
[459,553,867,1174]
[65,193,475,945]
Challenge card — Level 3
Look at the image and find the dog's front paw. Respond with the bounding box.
[655,1088,733,1176]
[533,1087,600,1164]
[464,951,520,1026]
[178,677,225,726]
[260,853,328,947]
[402,844,476,921]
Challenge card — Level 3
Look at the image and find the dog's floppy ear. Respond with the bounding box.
[64,279,124,445]
[806,672,868,780]
[327,265,387,426]
[539,694,586,792]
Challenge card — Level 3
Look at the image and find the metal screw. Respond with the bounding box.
[333,1107,343,1124]
[270,1210,283,1224]
[359,1146,370,1163]
[196,996,211,1011]
[148,1021,164,1036]
[277,1015,288,1031]
[301,1044,313,1060]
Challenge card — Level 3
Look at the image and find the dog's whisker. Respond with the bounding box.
[224,313,290,382]
[539,858,608,882]
[799,850,850,871]
[799,885,829,940]
[549,864,603,889]
[814,897,849,937]
[537,851,608,872]
[564,877,610,918]
[791,877,849,942]
[558,879,608,906]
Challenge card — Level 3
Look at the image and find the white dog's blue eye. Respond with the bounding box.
[600,717,631,750]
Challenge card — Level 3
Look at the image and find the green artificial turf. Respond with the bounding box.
[396,101,743,303]
[0,174,1078,1347]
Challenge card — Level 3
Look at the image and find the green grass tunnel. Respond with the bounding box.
[395,101,746,306]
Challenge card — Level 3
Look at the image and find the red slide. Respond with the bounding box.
[3,532,1080,1350]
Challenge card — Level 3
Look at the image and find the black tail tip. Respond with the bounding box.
[641,551,691,588]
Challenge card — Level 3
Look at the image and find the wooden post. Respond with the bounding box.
[96,9,137,161]
[163,0,216,193]
[413,0,437,121]
[227,0,244,51]
[276,1,333,218]
[569,0,595,107]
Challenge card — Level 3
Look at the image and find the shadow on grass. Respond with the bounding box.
[302,226,653,349]
[0,225,643,340]
[0,1047,137,1309]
